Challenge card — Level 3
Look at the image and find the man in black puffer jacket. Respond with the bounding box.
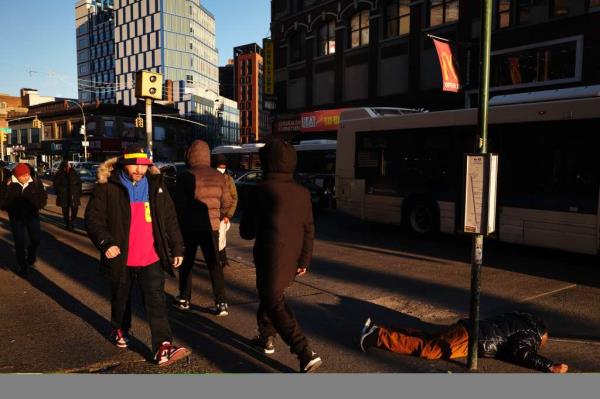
[359,311,568,373]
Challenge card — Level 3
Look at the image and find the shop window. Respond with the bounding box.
[491,38,581,89]
[497,0,511,28]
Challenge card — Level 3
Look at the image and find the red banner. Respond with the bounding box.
[433,38,461,93]
[300,109,343,133]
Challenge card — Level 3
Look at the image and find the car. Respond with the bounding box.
[157,162,187,198]
[234,170,329,214]
[78,167,97,194]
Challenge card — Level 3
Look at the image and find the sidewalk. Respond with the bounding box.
[1,197,599,374]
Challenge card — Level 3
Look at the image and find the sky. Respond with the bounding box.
[0,0,270,98]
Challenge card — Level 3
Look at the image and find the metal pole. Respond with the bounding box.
[467,0,493,371]
[67,100,87,162]
[145,98,153,159]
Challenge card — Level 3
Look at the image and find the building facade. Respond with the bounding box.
[113,0,220,106]
[270,0,600,137]
[76,0,116,104]
[234,43,269,143]
[8,100,193,164]
[219,59,235,101]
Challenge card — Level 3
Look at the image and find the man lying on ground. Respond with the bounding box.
[359,310,568,373]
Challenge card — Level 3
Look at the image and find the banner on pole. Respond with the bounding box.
[432,38,461,93]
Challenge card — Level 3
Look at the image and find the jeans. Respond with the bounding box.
[10,216,41,270]
[179,231,226,304]
[110,262,172,353]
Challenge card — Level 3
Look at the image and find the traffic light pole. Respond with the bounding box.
[467,0,493,371]
[145,98,153,159]
[66,100,88,162]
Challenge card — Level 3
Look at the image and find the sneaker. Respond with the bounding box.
[250,335,275,354]
[359,318,379,352]
[215,302,228,317]
[174,296,190,310]
[299,348,322,373]
[110,328,129,349]
[154,341,192,367]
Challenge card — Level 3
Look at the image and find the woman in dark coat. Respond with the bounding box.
[240,139,321,373]
[53,161,82,230]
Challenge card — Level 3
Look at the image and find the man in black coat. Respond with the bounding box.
[240,139,322,373]
[359,310,568,373]
[0,163,47,276]
[85,144,190,367]
[53,161,82,230]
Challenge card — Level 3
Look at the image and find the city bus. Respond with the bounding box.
[212,139,337,186]
[335,94,600,255]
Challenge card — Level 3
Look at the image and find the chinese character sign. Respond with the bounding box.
[433,38,461,93]
[263,38,275,96]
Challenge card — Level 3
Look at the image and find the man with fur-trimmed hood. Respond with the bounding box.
[85,144,190,367]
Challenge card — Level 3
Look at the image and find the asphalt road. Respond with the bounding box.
[1,192,599,374]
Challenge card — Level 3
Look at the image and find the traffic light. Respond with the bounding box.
[135,116,144,128]
[135,70,163,100]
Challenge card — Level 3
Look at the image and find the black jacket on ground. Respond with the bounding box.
[460,311,553,372]
[54,167,82,208]
[84,158,185,280]
[240,140,315,293]
[0,177,47,221]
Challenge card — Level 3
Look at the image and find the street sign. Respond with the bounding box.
[0,127,12,133]
[82,141,90,147]
[463,153,498,235]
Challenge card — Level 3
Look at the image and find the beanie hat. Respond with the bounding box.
[118,143,153,166]
[13,163,30,178]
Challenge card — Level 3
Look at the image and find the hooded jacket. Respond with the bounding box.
[53,163,82,208]
[459,311,554,372]
[175,140,232,232]
[84,157,184,278]
[240,140,315,293]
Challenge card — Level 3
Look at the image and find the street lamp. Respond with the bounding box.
[65,100,88,162]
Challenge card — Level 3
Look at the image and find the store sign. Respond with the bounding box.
[276,118,301,133]
[432,38,461,93]
[300,109,342,132]
[263,38,275,96]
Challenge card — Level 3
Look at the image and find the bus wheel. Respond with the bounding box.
[406,201,439,236]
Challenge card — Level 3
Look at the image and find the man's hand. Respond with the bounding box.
[105,246,121,259]
[223,216,230,224]
[173,256,183,268]
[549,363,568,374]
[296,267,307,277]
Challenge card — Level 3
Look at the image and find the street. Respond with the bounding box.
[1,191,599,374]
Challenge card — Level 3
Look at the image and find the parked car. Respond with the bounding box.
[78,167,97,194]
[235,170,329,213]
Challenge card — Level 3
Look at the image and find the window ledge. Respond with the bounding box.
[380,35,410,45]
[344,45,370,55]
[314,53,336,62]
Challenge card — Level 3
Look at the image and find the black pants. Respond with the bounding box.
[62,206,78,227]
[179,231,226,304]
[10,216,41,271]
[111,262,172,353]
[257,288,309,355]
[219,248,228,265]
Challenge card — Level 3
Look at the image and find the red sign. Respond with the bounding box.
[432,39,461,93]
[300,109,342,133]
